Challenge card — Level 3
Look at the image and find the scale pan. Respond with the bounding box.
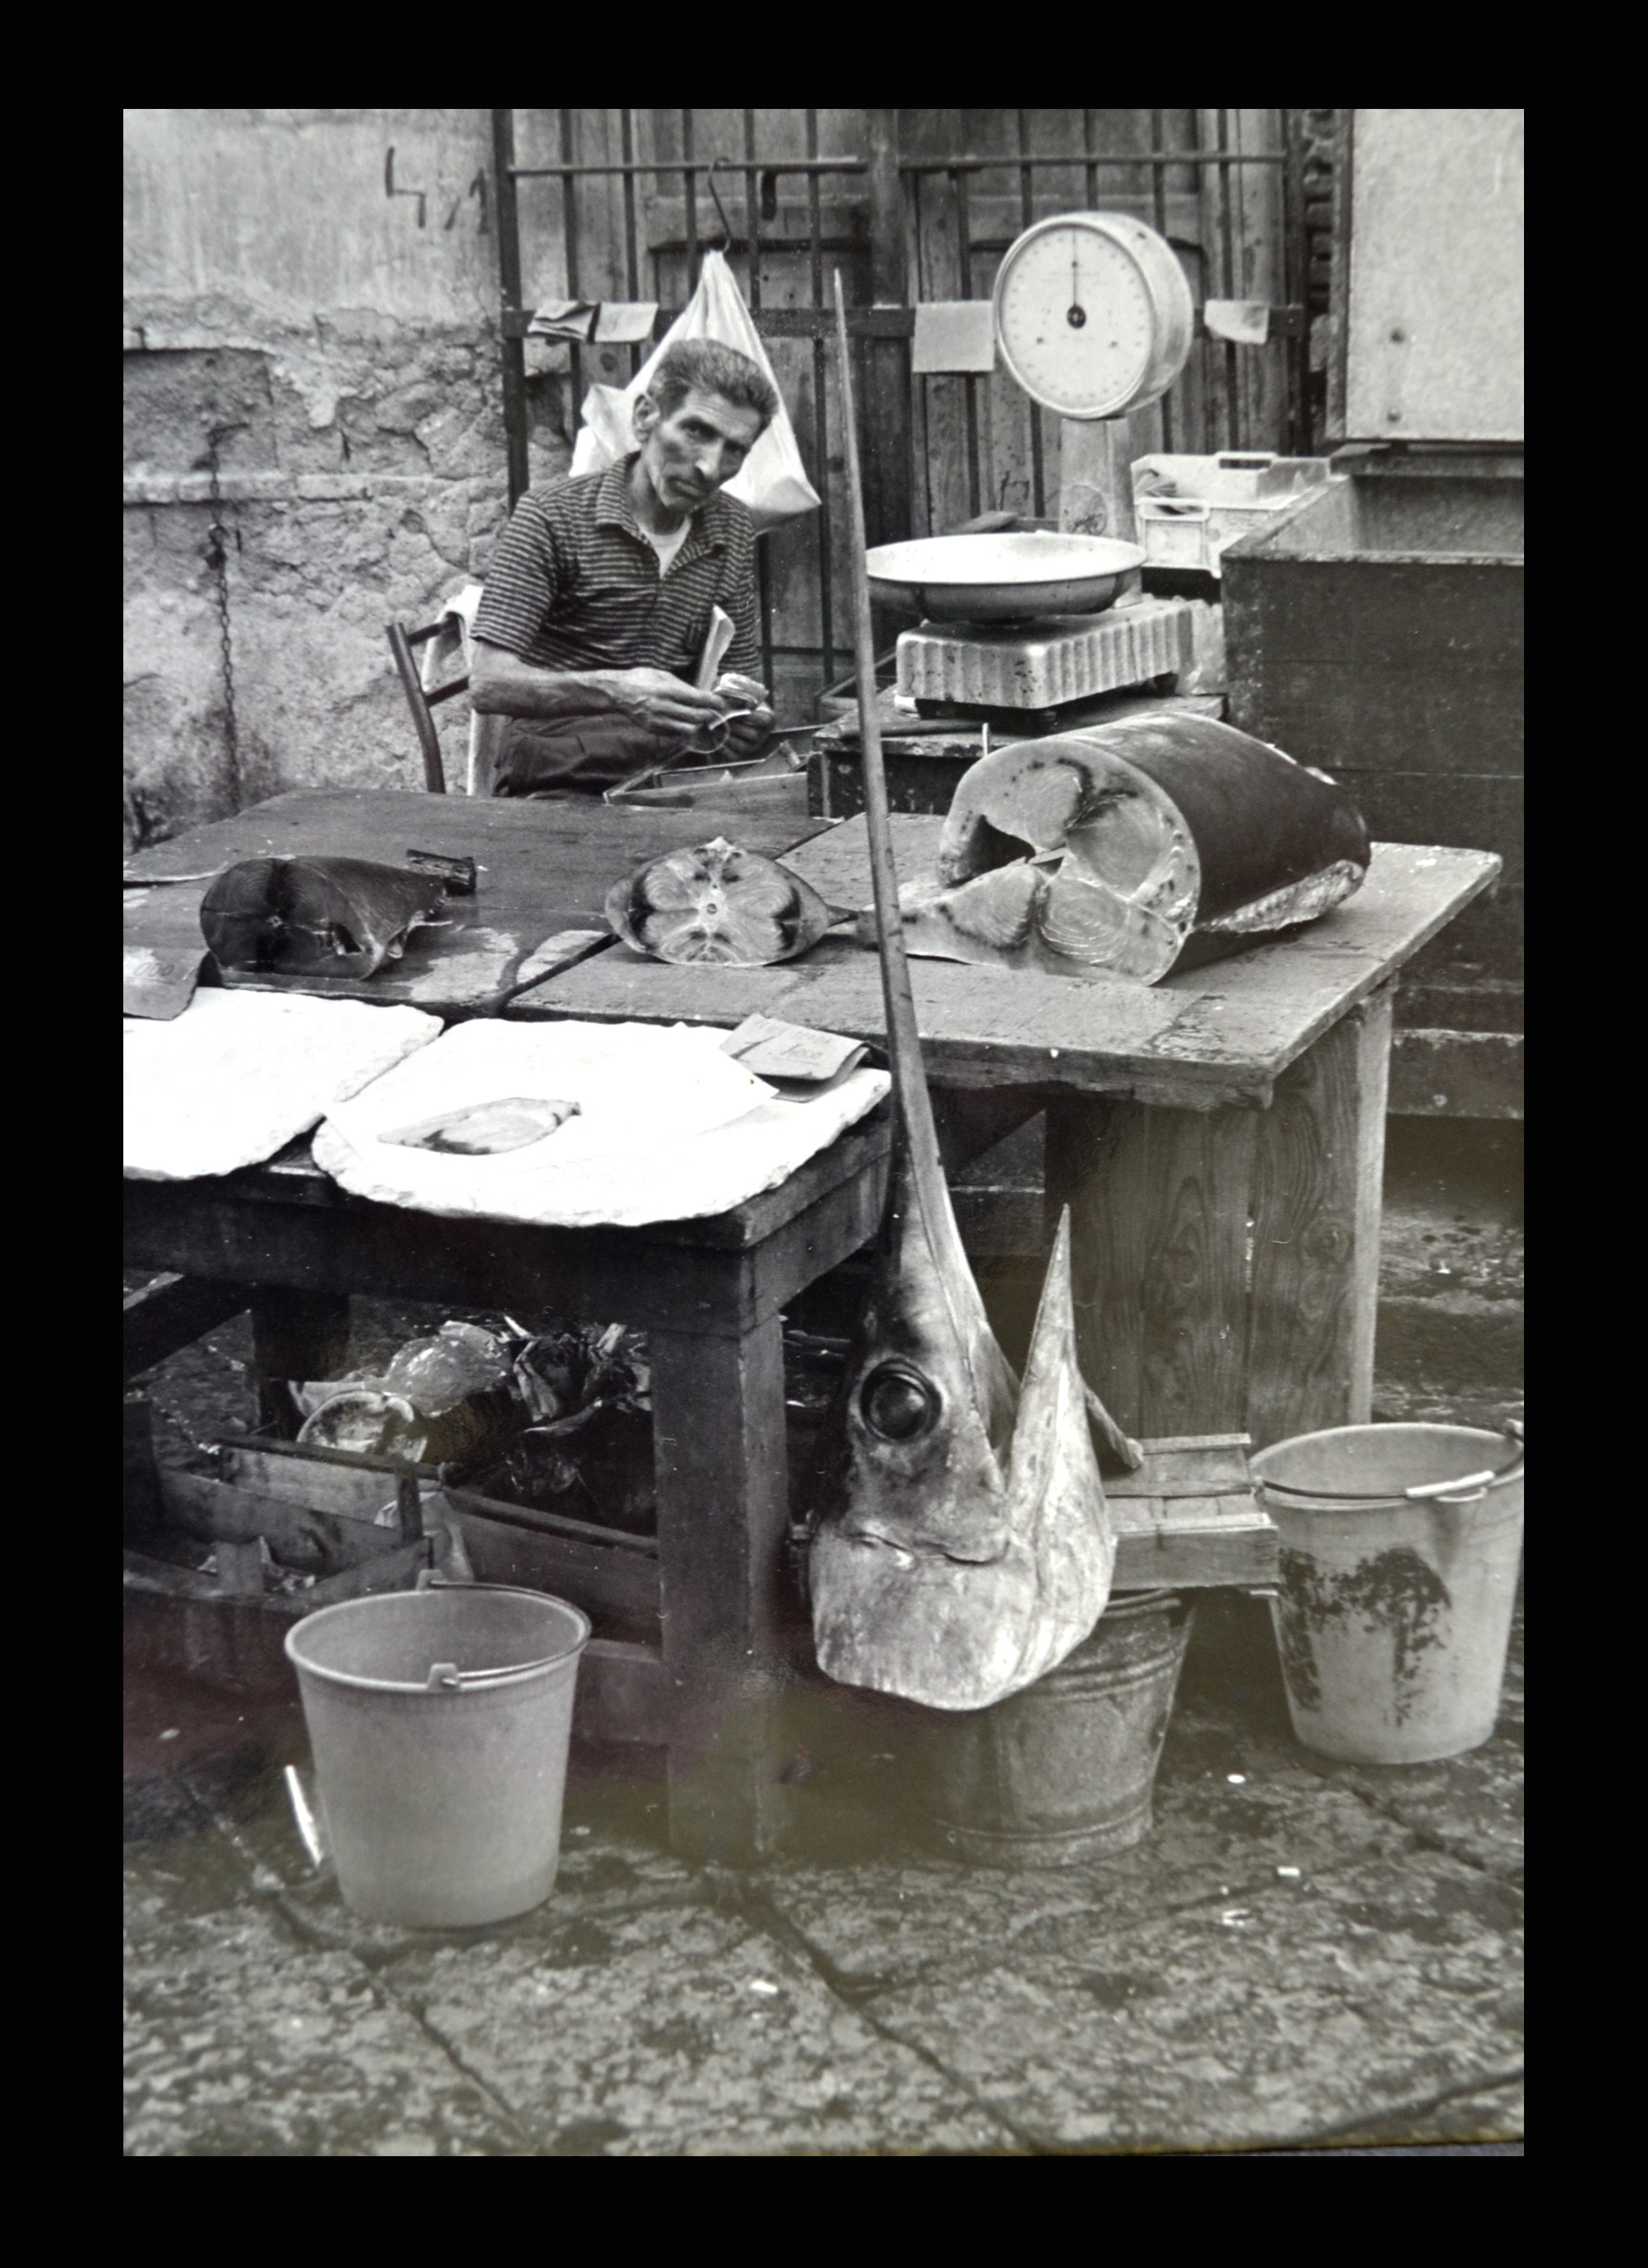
[865,531,1145,622]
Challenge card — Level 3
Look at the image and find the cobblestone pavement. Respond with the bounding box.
[124,1114,1523,2156]
[125,1592,1522,2158]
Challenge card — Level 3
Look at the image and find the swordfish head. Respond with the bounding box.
[810,1171,1117,1712]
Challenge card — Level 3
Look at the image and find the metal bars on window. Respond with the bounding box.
[490,110,1309,705]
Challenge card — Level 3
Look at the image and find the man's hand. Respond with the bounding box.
[600,667,726,748]
[714,673,775,760]
[722,705,776,758]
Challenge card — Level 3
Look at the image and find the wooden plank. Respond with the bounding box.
[125,1120,890,1339]
[781,811,945,907]
[1112,1502,1278,1589]
[157,1468,404,1573]
[1229,662,1524,780]
[1045,1090,1261,1442]
[1106,1434,1253,1499]
[124,789,830,1021]
[1224,556,1523,667]
[908,108,976,532]
[123,1539,429,1616]
[189,1107,890,1258]
[124,1274,248,1381]
[650,1311,795,1864]
[221,1442,437,1525]
[1243,983,1391,1448]
[1104,1429,1277,1588]
[861,108,915,562]
[435,1487,662,1639]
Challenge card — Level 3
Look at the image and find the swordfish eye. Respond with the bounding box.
[859,1362,940,1443]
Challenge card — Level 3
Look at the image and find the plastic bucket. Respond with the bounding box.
[284,1580,590,1926]
[1249,1424,1523,1765]
[920,1592,1195,1867]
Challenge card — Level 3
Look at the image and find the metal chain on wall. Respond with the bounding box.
[204,427,242,811]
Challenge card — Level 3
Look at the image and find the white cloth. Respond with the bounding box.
[124,991,443,1182]
[313,1018,890,1229]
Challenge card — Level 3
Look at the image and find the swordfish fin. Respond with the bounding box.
[994,1204,1117,1693]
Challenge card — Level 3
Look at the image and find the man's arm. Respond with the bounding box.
[469,642,723,740]
[470,488,723,746]
[713,504,776,757]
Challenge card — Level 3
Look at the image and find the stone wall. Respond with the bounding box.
[123,108,571,848]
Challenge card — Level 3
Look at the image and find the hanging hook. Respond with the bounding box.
[707,157,735,251]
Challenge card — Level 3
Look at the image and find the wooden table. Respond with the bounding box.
[515,814,1501,1449]
[123,787,832,1021]
[125,788,1498,1858]
[125,1105,891,1872]
[125,786,876,1864]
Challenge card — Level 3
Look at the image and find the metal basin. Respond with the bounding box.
[865,532,1145,623]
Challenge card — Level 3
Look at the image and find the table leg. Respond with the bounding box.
[1244,983,1392,1447]
[1046,1089,1259,1444]
[1046,985,1394,1451]
[649,1311,794,1867]
[249,1287,352,1437]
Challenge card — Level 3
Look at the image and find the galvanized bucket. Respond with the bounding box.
[920,1591,1195,1867]
[285,1578,590,1927]
[1250,1422,1524,1766]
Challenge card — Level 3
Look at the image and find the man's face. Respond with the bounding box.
[634,385,764,514]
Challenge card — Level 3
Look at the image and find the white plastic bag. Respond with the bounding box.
[568,250,821,532]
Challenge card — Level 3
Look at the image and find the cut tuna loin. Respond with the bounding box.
[890,714,1370,984]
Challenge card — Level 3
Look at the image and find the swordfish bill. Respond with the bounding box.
[808,275,1115,1712]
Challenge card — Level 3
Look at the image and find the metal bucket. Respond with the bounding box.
[284,1579,590,1927]
[1250,1423,1524,1766]
[920,1592,1195,1867]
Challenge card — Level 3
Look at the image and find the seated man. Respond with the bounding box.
[469,338,779,795]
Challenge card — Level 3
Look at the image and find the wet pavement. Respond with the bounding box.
[124,1120,1523,2155]
[125,1588,1522,2156]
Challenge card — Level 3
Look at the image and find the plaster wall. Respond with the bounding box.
[123,108,571,847]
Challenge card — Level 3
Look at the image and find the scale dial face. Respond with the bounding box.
[994,213,1192,419]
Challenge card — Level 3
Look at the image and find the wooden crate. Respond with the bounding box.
[1108,1433,1276,1591]
[123,1422,437,1693]
[1222,459,1523,1111]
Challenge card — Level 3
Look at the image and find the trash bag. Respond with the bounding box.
[568,249,821,532]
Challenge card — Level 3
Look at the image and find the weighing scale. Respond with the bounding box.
[865,212,1199,734]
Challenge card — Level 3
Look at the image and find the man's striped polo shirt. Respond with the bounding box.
[472,454,762,682]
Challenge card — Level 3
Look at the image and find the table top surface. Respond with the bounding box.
[124,788,1500,1109]
[123,786,829,1021]
[522,814,1500,1107]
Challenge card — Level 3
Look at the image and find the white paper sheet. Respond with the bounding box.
[313,1018,890,1229]
[124,990,444,1181]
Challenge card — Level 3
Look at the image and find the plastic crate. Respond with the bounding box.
[1131,452,1334,577]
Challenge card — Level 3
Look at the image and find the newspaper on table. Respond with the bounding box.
[719,1015,870,1097]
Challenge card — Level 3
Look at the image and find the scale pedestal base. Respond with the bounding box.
[895,595,1194,715]
[1059,414,1140,543]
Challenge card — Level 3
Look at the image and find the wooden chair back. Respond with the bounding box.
[386,619,470,794]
